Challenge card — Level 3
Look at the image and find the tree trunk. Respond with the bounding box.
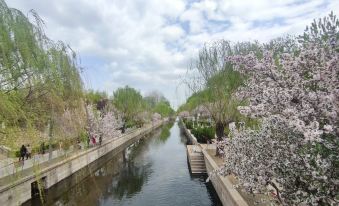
[122,117,126,133]
[215,121,224,156]
[215,121,224,141]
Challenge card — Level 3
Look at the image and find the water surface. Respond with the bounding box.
[26,121,221,206]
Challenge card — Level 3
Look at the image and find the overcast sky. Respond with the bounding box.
[7,0,338,109]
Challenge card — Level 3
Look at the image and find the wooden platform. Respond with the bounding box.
[187,145,206,174]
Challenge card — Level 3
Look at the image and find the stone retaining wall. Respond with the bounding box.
[0,121,163,206]
[202,150,248,206]
[180,119,198,145]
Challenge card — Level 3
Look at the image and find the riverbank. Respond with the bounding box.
[0,121,163,206]
[24,119,222,206]
[179,119,249,206]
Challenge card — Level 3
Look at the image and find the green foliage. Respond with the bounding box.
[205,68,244,99]
[153,101,174,117]
[125,120,135,128]
[113,86,143,122]
[181,40,265,138]
[177,91,206,113]
[143,91,174,118]
[183,119,193,130]
[14,141,59,157]
[0,1,85,148]
[191,126,215,143]
[78,130,89,148]
[85,90,107,105]
[198,120,212,127]
[299,11,338,49]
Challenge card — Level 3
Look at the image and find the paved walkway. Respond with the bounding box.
[0,128,139,180]
[0,153,70,187]
[0,148,80,179]
[0,126,145,188]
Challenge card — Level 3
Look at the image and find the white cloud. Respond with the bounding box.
[161,25,185,41]
[5,0,338,109]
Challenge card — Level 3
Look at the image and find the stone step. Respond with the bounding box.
[191,160,204,163]
[191,164,206,168]
[187,145,207,174]
[190,152,203,155]
[191,163,205,166]
[190,157,204,160]
[191,161,205,165]
[191,162,206,169]
[190,156,204,160]
[191,169,207,173]
[190,159,204,162]
[191,167,206,171]
[191,167,206,170]
[190,154,203,157]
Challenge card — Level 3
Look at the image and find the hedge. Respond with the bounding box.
[191,126,215,143]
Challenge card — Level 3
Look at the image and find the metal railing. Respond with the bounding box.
[0,121,162,179]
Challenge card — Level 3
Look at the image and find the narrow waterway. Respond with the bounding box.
[25,121,221,206]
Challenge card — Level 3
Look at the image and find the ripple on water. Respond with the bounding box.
[25,122,222,206]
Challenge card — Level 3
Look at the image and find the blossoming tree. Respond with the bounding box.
[87,105,121,142]
[221,13,338,205]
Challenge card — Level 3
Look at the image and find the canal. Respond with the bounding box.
[25,121,222,206]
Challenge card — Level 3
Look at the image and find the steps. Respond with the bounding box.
[187,145,206,174]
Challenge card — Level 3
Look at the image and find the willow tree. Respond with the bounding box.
[113,86,144,127]
[185,40,261,140]
[0,0,84,148]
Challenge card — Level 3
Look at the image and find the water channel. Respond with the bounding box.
[25,121,222,206]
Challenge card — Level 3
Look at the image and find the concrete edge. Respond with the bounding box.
[0,121,163,193]
[202,149,249,206]
[179,118,199,145]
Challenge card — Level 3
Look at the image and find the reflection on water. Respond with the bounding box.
[25,121,221,206]
[157,121,174,143]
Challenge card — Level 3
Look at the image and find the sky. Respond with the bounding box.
[6,0,339,109]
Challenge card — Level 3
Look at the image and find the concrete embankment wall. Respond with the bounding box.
[180,118,248,206]
[202,150,248,206]
[0,122,163,206]
[179,120,198,145]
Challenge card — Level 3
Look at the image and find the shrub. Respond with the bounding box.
[191,126,215,143]
[14,141,59,157]
[197,120,211,127]
[126,120,136,128]
[184,120,193,129]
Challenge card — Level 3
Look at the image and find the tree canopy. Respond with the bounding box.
[220,12,338,205]
[0,0,85,148]
[153,101,174,117]
[182,40,259,139]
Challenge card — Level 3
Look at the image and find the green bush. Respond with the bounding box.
[126,120,136,128]
[14,141,61,157]
[14,150,20,157]
[184,120,193,129]
[191,126,215,143]
[197,120,211,127]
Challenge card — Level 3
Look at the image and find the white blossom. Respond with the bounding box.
[87,105,121,141]
[220,34,338,205]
